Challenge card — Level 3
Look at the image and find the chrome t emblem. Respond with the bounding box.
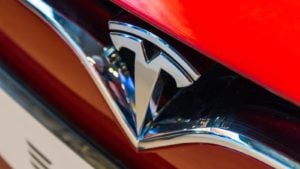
[109,21,200,135]
[25,3,299,167]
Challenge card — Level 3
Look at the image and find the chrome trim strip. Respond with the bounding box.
[0,65,120,169]
[23,0,139,147]
[22,0,299,168]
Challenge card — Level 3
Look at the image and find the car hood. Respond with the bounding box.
[113,0,300,106]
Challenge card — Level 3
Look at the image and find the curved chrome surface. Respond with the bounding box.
[109,21,200,81]
[109,21,200,135]
[23,0,299,168]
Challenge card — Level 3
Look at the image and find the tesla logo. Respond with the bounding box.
[109,21,200,135]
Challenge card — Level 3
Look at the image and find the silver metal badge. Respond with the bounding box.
[23,1,299,167]
[109,21,200,135]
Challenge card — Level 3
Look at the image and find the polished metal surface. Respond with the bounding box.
[109,21,200,135]
[0,65,120,169]
[23,0,299,168]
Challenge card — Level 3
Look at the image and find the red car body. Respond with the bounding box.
[0,1,299,169]
[113,0,300,106]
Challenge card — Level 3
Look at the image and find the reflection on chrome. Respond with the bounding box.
[109,21,200,135]
[24,0,299,169]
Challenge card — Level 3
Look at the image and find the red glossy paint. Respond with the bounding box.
[112,0,300,106]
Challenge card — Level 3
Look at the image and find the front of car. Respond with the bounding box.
[0,0,299,169]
